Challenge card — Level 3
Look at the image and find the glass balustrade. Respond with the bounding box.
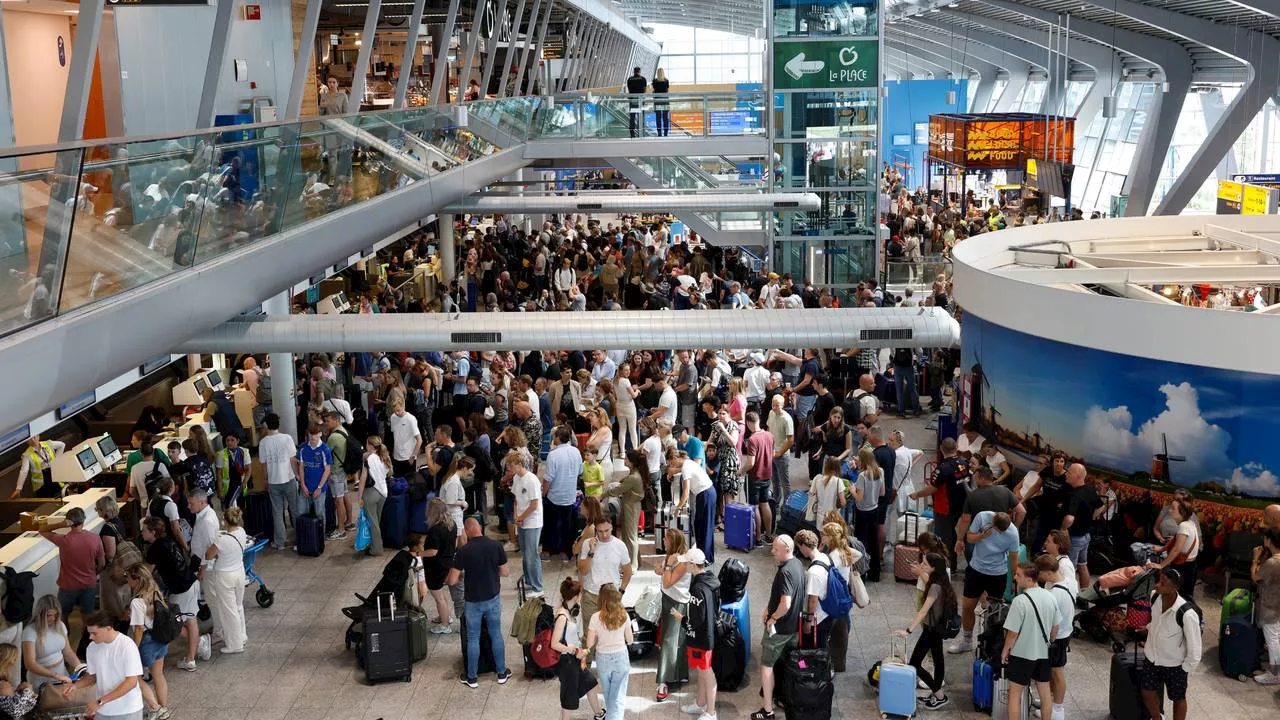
[0,91,766,339]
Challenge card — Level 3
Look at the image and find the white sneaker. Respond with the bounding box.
[1255,672,1280,686]
[1051,705,1066,720]
[696,713,717,720]
[680,702,705,715]
[197,633,212,661]
[503,542,519,552]
[945,638,972,654]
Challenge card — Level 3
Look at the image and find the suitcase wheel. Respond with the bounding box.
[256,587,275,608]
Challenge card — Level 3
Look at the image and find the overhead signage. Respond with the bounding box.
[773,39,878,91]
[1232,173,1280,187]
[0,425,30,454]
[927,113,1073,169]
[1242,183,1277,215]
[709,110,756,135]
[140,354,173,376]
[56,390,96,421]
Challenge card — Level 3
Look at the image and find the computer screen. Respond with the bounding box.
[96,436,118,458]
[336,292,348,306]
[76,448,97,470]
[194,378,209,396]
[205,370,222,388]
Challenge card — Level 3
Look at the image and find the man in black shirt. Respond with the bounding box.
[1028,451,1070,552]
[625,67,648,137]
[910,437,968,567]
[793,349,821,419]
[811,374,837,428]
[869,427,897,581]
[1062,463,1100,587]
[752,536,805,720]
[954,467,1024,560]
[449,518,512,687]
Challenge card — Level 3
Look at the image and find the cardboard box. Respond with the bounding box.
[18,512,38,532]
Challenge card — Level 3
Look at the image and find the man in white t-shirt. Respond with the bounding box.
[651,377,678,425]
[509,454,544,595]
[257,413,298,551]
[127,442,169,503]
[67,612,144,720]
[794,529,833,646]
[641,420,670,489]
[577,516,634,624]
[387,398,422,479]
[982,443,1010,485]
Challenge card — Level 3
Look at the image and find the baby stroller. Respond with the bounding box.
[343,549,415,655]
[1073,567,1157,652]
[243,536,276,608]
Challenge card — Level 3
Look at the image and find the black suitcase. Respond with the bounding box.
[361,594,412,683]
[1109,645,1161,720]
[296,512,325,557]
[325,492,337,532]
[779,619,832,720]
[243,491,273,539]
[460,609,498,676]
[627,608,657,660]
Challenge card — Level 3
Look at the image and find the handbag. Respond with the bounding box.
[354,508,373,552]
[37,681,97,711]
[634,585,663,625]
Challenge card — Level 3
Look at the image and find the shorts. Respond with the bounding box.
[138,631,169,668]
[426,567,449,591]
[1139,662,1189,701]
[1049,638,1070,668]
[329,471,349,498]
[1005,655,1051,685]
[170,584,200,619]
[962,566,1007,600]
[761,630,797,667]
[749,480,773,506]
[1068,533,1091,566]
[688,647,713,671]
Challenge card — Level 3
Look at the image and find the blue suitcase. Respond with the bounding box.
[409,499,429,534]
[937,413,958,448]
[776,490,812,539]
[382,492,410,551]
[724,503,755,551]
[972,657,994,711]
[296,512,325,557]
[720,596,751,664]
[878,657,917,718]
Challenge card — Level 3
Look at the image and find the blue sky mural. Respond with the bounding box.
[961,314,1280,499]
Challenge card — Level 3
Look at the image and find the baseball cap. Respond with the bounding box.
[750,352,766,365]
[685,548,708,566]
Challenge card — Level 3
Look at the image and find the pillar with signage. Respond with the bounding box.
[768,1,881,297]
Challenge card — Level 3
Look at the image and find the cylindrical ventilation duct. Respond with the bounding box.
[1102,95,1117,118]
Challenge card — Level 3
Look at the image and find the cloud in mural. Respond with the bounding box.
[1081,382,1234,483]
[1231,463,1280,497]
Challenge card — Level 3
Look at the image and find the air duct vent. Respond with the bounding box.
[860,328,913,341]
[774,201,800,208]
[578,203,603,210]
[451,332,502,344]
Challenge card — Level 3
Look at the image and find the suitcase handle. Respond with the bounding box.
[376,591,396,622]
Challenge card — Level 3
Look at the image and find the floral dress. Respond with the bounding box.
[710,421,741,496]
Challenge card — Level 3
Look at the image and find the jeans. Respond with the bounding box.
[58,587,97,622]
[796,393,817,419]
[297,487,327,534]
[693,486,717,563]
[655,109,670,136]
[363,487,386,556]
[519,526,544,592]
[894,365,921,415]
[463,596,508,680]
[268,480,300,548]
[771,455,792,505]
[597,649,631,720]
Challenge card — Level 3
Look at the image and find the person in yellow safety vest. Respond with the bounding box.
[12,436,66,499]
[215,432,250,509]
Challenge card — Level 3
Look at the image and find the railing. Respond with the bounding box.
[885,255,952,289]
[0,92,770,339]
[529,91,767,140]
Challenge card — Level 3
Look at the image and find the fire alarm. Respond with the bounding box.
[243,4,261,20]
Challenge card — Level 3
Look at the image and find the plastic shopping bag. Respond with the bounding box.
[354,508,373,552]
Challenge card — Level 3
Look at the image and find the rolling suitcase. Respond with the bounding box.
[408,607,429,662]
[1110,643,1160,720]
[894,543,922,583]
[361,593,412,683]
[712,611,747,691]
[325,492,337,532]
[381,492,410,551]
[877,639,916,719]
[1220,614,1262,680]
[775,490,810,538]
[409,498,429,535]
[655,501,693,554]
[628,608,658,659]
[993,672,1030,720]
[937,413,957,448]
[243,491,272,539]
[459,609,498,676]
[296,511,325,557]
[724,503,755,551]
[720,596,751,664]
[971,657,994,712]
[781,619,833,720]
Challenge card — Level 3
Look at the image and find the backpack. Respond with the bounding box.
[333,428,364,476]
[847,536,872,576]
[254,370,272,407]
[149,598,180,644]
[1,567,35,625]
[141,463,166,498]
[1174,596,1205,632]
[888,239,904,258]
[815,558,854,619]
[892,348,914,367]
[528,606,561,673]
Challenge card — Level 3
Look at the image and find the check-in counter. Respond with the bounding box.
[0,488,116,614]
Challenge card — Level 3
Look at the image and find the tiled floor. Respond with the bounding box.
[162,416,1280,720]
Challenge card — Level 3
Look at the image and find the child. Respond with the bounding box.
[914,532,949,608]
[583,445,605,499]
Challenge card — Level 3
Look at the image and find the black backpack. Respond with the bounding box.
[892,348,914,367]
[148,598,180,645]
[711,611,747,691]
[1,567,35,624]
[717,558,750,605]
[333,428,364,476]
[141,463,166,498]
[888,239,904,258]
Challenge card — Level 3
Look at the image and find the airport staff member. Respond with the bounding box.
[12,436,66,499]
[202,388,246,444]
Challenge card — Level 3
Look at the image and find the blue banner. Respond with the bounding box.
[736,162,764,179]
[709,110,757,135]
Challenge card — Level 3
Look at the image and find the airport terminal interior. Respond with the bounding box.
[3,0,1280,719]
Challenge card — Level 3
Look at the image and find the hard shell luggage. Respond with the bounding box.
[775,490,811,539]
[937,413,958,448]
[899,511,931,544]
[628,608,658,659]
[409,498,429,535]
[992,673,1030,720]
[724,503,755,551]
[654,501,692,554]
[1220,615,1262,680]
[459,609,498,676]
[877,639,917,719]
[243,491,272,539]
[781,619,833,720]
[972,657,994,712]
[296,512,325,557]
[408,607,429,662]
[325,491,337,532]
[720,596,751,665]
[894,543,922,583]
[1110,645,1161,720]
[361,593,412,683]
[381,491,410,551]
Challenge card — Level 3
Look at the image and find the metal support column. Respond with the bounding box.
[480,0,509,98]
[1201,89,1239,180]
[459,2,487,102]
[513,0,547,97]
[350,0,384,107]
[496,0,527,97]
[993,72,1027,112]
[576,22,601,90]
[394,0,428,107]
[58,0,106,141]
[196,0,238,127]
[439,213,457,283]
[527,0,554,95]
[555,14,580,92]
[431,0,463,105]
[286,0,324,120]
[264,292,298,441]
[970,74,997,113]
[598,31,619,89]
[563,19,590,91]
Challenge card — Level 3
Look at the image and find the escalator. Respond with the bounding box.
[605,156,770,247]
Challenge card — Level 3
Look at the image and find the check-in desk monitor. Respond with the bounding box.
[317,291,351,315]
[93,434,122,468]
[172,368,227,407]
[204,369,223,390]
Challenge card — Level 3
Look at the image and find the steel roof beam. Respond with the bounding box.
[887,26,1005,111]
[884,41,959,79]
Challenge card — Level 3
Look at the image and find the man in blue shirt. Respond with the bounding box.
[675,424,705,467]
[294,423,334,534]
[543,426,583,561]
[949,510,1020,653]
